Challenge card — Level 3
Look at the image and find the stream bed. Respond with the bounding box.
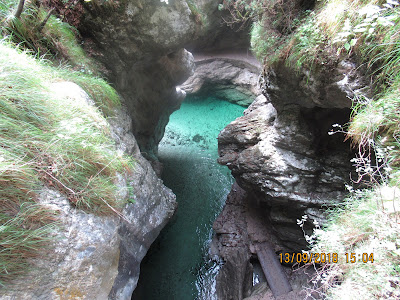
[132,95,245,300]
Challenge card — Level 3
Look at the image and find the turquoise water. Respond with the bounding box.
[132,96,245,300]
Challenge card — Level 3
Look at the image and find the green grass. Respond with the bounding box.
[310,187,400,299]
[1,0,99,73]
[0,40,133,284]
[1,40,132,213]
[242,0,400,297]
[0,0,134,286]
[248,0,400,76]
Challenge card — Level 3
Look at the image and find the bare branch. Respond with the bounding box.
[38,8,55,32]
[15,0,25,19]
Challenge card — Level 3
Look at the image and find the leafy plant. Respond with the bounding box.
[333,1,399,54]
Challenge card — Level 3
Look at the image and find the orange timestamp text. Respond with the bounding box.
[279,252,374,264]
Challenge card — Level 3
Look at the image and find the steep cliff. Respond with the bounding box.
[1,0,253,298]
[79,0,246,159]
[217,61,361,251]
[0,79,176,300]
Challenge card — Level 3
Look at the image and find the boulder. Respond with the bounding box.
[265,59,371,110]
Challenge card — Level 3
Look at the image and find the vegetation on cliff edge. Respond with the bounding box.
[0,0,134,286]
[220,0,400,298]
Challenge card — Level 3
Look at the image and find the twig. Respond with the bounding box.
[38,8,55,32]
[14,0,25,19]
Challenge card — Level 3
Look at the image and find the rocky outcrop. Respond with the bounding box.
[0,83,176,300]
[218,92,353,250]
[79,0,252,159]
[78,0,256,158]
[211,182,318,299]
[78,0,196,159]
[108,105,177,299]
[117,48,195,160]
[180,53,261,106]
[265,59,371,110]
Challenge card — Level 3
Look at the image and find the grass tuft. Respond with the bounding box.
[1,0,100,73]
[0,39,133,284]
[310,187,400,299]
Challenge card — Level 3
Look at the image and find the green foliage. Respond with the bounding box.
[250,21,282,64]
[285,11,328,70]
[186,0,206,25]
[57,69,121,116]
[308,187,400,298]
[0,0,98,73]
[0,201,58,286]
[0,41,133,284]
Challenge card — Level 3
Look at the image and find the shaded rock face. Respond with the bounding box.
[80,0,250,158]
[218,93,354,250]
[80,0,198,158]
[81,0,196,69]
[212,182,318,299]
[108,106,177,299]
[118,48,195,159]
[265,59,370,110]
[0,84,176,300]
[212,182,253,300]
[180,56,261,106]
[184,0,251,52]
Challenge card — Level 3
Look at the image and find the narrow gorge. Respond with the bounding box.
[1,0,396,299]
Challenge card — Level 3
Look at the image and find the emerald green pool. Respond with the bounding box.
[133,95,245,299]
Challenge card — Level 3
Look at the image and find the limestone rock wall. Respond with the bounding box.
[265,59,371,110]
[180,55,261,107]
[79,0,250,159]
[216,57,369,251]
[0,84,176,300]
[218,94,353,250]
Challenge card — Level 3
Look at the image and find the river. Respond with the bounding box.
[132,95,245,300]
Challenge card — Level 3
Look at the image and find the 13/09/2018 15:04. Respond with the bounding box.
[278,252,374,264]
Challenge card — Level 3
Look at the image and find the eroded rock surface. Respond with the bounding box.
[218,93,353,250]
[108,105,177,299]
[212,182,318,300]
[79,0,198,158]
[0,84,176,300]
[265,59,370,110]
[180,53,261,106]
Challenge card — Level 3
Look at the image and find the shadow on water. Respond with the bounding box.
[133,96,245,300]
